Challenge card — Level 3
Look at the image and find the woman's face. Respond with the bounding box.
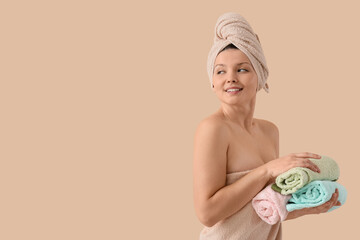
[212,48,258,105]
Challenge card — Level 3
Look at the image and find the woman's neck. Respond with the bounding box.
[218,97,256,133]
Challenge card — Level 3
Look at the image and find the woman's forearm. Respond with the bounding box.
[285,208,311,221]
[202,165,270,227]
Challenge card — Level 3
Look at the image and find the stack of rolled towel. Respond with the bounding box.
[252,155,347,225]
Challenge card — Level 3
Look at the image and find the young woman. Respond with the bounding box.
[193,13,341,240]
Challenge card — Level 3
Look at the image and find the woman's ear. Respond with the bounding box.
[211,84,216,93]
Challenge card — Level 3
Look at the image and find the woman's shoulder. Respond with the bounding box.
[255,118,279,139]
[195,113,230,137]
[255,118,278,129]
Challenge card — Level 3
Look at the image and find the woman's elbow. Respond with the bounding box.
[196,205,218,227]
[199,216,217,228]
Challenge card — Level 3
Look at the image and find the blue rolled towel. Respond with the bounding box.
[286,180,347,212]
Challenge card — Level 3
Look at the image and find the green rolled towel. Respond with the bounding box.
[271,155,340,195]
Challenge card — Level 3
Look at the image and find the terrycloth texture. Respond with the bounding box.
[200,170,282,240]
[252,185,291,225]
[207,12,270,93]
[286,180,347,212]
[272,155,340,195]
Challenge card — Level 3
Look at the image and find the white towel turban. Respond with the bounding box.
[207,12,270,93]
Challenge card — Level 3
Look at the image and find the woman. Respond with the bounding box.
[193,13,341,239]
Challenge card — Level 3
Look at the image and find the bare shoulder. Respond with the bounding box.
[193,114,230,204]
[255,118,279,139]
[195,114,230,139]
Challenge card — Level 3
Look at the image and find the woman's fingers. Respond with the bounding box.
[316,189,338,213]
[332,189,339,201]
[270,152,322,178]
[291,152,322,172]
[294,152,322,159]
[295,158,321,173]
[308,189,341,215]
[327,189,339,209]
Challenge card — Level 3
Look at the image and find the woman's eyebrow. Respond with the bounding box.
[236,62,251,66]
[214,62,250,69]
[214,64,225,69]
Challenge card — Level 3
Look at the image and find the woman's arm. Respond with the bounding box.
[193,118,271,227]
[193,119,322,227]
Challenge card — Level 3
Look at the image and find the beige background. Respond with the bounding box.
[1,0,359,239]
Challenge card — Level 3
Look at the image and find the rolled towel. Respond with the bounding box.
[207,12,270,93]
[286,180,347,212]
[252,185,291,225]
[272,155,340,195]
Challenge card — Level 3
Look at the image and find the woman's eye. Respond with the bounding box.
[238,69,248,72]
[217,70,225,74]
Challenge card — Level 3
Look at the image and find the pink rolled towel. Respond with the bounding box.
[252,185,291,225]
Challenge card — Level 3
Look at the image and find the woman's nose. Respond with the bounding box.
[227,79,237,83]
[227,76,238,83]
[227,71,238,83]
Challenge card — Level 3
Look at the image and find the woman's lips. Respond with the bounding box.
[225,88,243,94]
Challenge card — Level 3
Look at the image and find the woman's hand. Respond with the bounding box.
[264,152,322,182]
[286,189,341,220]
[308,188,342,214]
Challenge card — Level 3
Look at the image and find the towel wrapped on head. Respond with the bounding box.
[207,12,270,93]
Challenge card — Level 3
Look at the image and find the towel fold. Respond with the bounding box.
[252,185,291,225]
[272,155,340,195]
[286,180,347,212]
[201,171,283,240]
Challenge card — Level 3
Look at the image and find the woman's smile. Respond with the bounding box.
[225,87,244,95]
